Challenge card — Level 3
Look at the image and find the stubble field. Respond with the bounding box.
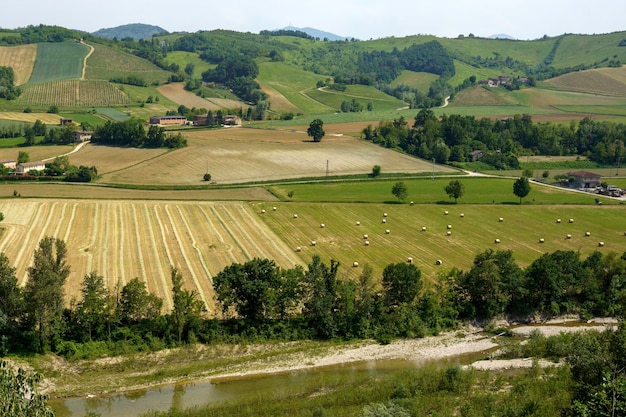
[0,44,37,85]
[0,200,301,313]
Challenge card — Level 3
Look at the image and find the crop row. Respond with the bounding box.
[17,80,128,107]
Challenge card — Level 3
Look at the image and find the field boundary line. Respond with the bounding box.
[153,205,175,309]
[173,205,210,308]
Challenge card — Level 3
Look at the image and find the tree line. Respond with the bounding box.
[1,236,625,359]
[91,119,187,149]
[362,110,626,167]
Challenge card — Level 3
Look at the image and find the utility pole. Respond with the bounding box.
[432,158,435,181]
[326,160,329,181]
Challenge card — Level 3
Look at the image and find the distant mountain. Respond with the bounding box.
[92,23,168,40]
[489,33,516,40]
[282,26,347,41]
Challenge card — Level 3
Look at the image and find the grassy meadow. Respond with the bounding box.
[28,42,88,83]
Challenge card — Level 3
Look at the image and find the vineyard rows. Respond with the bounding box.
[17,80,129,107]
[0,200,301,314]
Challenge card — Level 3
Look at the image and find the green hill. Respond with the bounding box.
[92,23,168,40]
[28,42,89,83]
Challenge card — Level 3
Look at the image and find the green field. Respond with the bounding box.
[17,80,128,107]
[390,70,439,92]
[268,177,618,205]
[95,107,131,122]
[28,42,88,83]
[164,51,214,78]
[305,85,407,112]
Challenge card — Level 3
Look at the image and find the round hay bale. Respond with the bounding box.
[446,231,452,236]
[407,257,413,263]
[355,221,360,226]
[494,238,500,244]
[444,210,449,215]
[363,234,368,239]
[383,213,388,217]
[295,246,302,252]
[569,218,574,223]
[556,219,561,224]
[421,226,427,232]
[435,259,442,265]
[272,207,277,211]
[624,231,626,236]
[447,224,452,229]
[364,240,370,246]
[585,232,591,237]
[566,234,572,239]
[410,201,414,205]
[260,209,266,214]
[539,238,545,243]
[353,262,359,267]
[311,241,316,246]
[460,213,464,218]
[293,214,298,219]
[498,217,504,222]
[385,229,390,234]
[599,241,605,247]
[382,219,387,224]
[320,223,325,228]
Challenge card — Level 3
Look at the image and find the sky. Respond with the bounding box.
[1,0,625,40]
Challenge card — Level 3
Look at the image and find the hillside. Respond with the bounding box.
[92,23,168,40]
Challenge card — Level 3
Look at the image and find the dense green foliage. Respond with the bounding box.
[0,361,55,417]
[0,66,20,100]
[0,24,79,45]
[307,118,325,142]
[363,110,626,168]
[91,119,187,148]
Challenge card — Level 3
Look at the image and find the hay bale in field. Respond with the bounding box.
[422,226,426,232]
[494,239,500,244]
[569,218,574,223]
[407,257,413,263]
[385,229,390,234]
[539,238,545,243]
[260,209,266,214]
[599,241,605,247]
[273,207,277,211]
[382,219,386,224]
[556,219,561,224]
[410,201,414,205]
[363,234,368,239]
[353,262,359,267]
[356,221,360,226]
[435,259,442,265]
[320,223,325,228]
[383,213,388,217]
[295,246,302,252]
[447,224,452,229]
[364,240,370,246]
[446,231,452,236]
[498,217,504,222]
[293,214,298,219]
[566,234,572,239]
[311,241,316,246]
[444,210,449,215]
[460,213,464,218]
[585,232,591,237]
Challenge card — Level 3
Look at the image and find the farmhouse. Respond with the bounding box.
[149,115,187,126]
[60,117,73,125]
[16,161,46,174]
[568,171,602,189]
[72,130,92,143]
[0,160,17,170]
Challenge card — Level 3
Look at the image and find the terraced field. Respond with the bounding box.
[0,200,301,313]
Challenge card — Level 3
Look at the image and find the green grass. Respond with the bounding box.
[59,112,107,126]
[553,105,626,117]
[449,60,503,87]
[257,61,330,114]
[94,107,131,122]
[268,177,616,205]
[164,51,214,78]
[390,70,438,92]
[552,32,626,68]
[305,86,406,112]
[440,36,556,67]
[28,42,89,83]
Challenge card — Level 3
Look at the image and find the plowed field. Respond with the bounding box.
[0,200,301,314]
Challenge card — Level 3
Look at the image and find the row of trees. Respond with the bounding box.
[91,119,187,148]
[362,110,626,167]
[0,66,20,100]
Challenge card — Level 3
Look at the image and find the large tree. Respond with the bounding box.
[24,237,70,353]
[118,277,163,323]
[307,119,325,142]
[76,271,109,341]
[444,179,465,203]
[170,267,205,344]
[303,255,340,339]
[0,253,20,353]
[382,262,422,308]
[513,176,531,204]
[391,181,408,201]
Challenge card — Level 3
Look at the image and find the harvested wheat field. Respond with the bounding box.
[0,44,37,85]
[100,128,454,185]
[0,145,74,162]
[0,200,301,313]
[0,112,63,125]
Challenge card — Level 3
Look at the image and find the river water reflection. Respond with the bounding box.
[50,357,469,417]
